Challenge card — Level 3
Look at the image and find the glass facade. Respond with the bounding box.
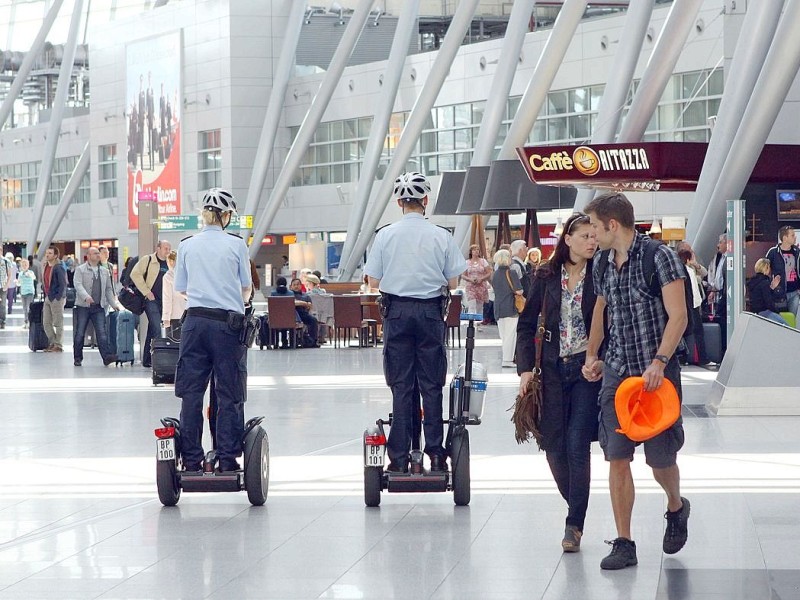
[0,156,89,209]
[290,68,723,187]
[198,129,222,190]
[98,144,117,199]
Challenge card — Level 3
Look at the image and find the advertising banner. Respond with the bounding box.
[126,32,181,229]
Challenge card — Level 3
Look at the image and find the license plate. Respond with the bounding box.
[156,438,176,461]
[365,444,384,468]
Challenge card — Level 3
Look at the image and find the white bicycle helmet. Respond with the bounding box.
[202,188,237,213]
[393,172,431,202]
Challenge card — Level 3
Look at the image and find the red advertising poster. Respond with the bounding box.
[126,33,181,229]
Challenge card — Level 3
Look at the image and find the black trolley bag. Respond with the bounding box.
[28,298,50,352]
[151,334,180,385]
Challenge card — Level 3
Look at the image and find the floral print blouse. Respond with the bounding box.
[559,264,589,358]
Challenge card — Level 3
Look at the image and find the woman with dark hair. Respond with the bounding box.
[516,213,602,553]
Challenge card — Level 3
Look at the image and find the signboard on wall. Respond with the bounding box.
[126,32,182,230]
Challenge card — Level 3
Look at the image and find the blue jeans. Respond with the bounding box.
[73,304,113,361]
[175,314,247,469]
[546,352,600,531]
[759,310,789,325]
[787,290,799,320]
[142,299,162,366]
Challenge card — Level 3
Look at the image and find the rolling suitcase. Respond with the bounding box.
[702,321,722,365]
[107,311,118,355]
[116,310,136,365]
[28,300,50,352]
[151,336,179,385]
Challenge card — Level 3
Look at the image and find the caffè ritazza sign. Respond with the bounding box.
[516,142,710,192]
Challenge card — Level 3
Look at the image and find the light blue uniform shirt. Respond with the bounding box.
[174,225,251,314]
[364,213,466,299]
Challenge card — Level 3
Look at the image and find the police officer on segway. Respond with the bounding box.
[173,188,253,474]
[364,172,466,474]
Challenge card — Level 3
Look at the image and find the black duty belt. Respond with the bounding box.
[186,307,231,322]
[385,294,441,304]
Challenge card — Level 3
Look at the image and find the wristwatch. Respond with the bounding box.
[654,354,669,365]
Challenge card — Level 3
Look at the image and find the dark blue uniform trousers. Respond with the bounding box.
[382,299,447,463]
[175,315,247,468]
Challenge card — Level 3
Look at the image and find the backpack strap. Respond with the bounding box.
[641,237,663,298]
[596,238,662,298]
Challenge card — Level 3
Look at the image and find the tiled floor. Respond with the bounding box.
[2,306,799,599]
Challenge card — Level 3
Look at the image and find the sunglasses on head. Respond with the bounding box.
[566,214,590,235]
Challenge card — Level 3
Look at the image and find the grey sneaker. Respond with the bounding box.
[562,525,582,553]
[600,538,638,570]
[663,496,690,554]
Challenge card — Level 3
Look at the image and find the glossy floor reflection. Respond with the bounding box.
[2,308,799,599]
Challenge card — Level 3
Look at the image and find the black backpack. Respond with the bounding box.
[119,255,140,288]
[596,238,694,336]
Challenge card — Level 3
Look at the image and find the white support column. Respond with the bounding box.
[501,0,588,160]
[685,0,784,261]
[241,0,306,240]
[338,0,481,281]
[617,0,703,142]
[338,0,420,272]
[26,0,84,255]
[572,0,655,212]
[450,0,537,251]
[36,142,90,261]
[691,0,800,264]
[248,0,373,259]
[0,0,65,129]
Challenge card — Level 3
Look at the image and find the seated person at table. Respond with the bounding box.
[313,270,328,284]
[290,277,319,347]
[305,274,327,295]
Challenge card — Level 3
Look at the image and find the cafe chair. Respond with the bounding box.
[333,295,364,348]
[446,294,462,348]
[267,296,303,349]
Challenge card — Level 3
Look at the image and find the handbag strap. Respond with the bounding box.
[533,294,547,375]
[505,269,516,294]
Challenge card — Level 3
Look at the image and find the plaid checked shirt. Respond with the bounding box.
[593,233,685,377]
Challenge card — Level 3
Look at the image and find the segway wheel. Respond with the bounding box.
[156,459,181,506]
[451,430,470,506]
[364,467,382,507]
[244,426,269,506]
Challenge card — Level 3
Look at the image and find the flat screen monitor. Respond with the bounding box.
[777,190,800,221]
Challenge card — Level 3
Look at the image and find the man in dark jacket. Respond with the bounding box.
[42,245,68,352]
[765,226,800,321]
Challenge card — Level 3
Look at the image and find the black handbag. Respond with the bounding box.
[118,286,145,315]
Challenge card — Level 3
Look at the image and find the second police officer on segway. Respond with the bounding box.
[173,188,253,474]
[364,172,466,474]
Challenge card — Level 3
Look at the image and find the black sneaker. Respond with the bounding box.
[218,459,241,473]
[386,459,409,474]
[430,454,448,472]
[600,538,638,570]
[74,359,82,367]
[663,497,691,554]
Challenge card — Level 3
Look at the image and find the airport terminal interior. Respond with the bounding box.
[2,305,800,599]
[2,0,800,598]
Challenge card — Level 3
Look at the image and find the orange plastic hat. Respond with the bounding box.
[614,377,680,442]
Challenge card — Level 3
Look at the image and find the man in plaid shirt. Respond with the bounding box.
[582,193,690,570]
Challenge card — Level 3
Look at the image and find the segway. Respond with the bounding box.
[363,311,487,507]
[155,377,269,506]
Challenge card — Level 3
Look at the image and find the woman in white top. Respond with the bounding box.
[161,250,186,339]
